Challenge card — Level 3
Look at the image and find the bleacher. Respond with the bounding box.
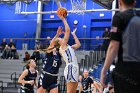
[0,59,26,93]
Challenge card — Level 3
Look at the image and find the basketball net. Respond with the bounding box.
[70,0,86,15]
[15,1,28,14]
[55,0,62,8]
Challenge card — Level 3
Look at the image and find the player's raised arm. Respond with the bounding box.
[48,26,63,48]
[59,17,70,48]
[57,7,70,48]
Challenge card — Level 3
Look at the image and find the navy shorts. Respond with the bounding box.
[38,72,58,91]
[24,90,34,93]
[20,88,34,93]
[20,85,34,93]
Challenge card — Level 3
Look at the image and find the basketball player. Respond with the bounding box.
[18,59,38,93]
[79,70,102,93]
[37,27,63,93]
[79,70,94,93]
[56,15,81,93]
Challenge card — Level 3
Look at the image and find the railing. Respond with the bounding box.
[11,72,17,88]
[0,81,3,93]
[59,76,66,93]
[79,50,105,75]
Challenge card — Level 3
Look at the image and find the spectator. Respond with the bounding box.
[8,38,16,48]
[10,45,17,59]
[0,38,7,52]
[2,45,11,59]
[46,36,51,46]
[40,36,51,49]
[23,51,30,62]
[102,28,110,38]
[102,28,110,52]
[31,47,40,61]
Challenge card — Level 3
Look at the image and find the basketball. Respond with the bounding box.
[57,7,67,18]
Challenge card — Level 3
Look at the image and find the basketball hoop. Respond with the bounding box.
[71,0,86,15]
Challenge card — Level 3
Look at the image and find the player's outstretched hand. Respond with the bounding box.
[71,28,77,35]
[58,15,65,20]
[57,26,63,35]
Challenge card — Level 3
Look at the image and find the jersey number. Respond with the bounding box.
[52,60,57,67]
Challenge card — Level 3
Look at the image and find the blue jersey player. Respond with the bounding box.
[37,27,63,93]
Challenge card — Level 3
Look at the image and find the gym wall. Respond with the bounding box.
[0,0,112,49]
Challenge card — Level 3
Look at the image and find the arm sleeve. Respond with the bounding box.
[110,13,122,42]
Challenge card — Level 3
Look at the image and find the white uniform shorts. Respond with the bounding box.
[64,63,79,82]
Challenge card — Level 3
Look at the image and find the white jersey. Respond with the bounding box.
[59,45,78,65]
[60,45,79,82]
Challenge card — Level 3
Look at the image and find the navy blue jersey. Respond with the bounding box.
[24,69,37,90]
[81,77,93,90]
[43,51,62,74]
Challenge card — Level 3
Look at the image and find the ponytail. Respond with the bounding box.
[26,59,31,69]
